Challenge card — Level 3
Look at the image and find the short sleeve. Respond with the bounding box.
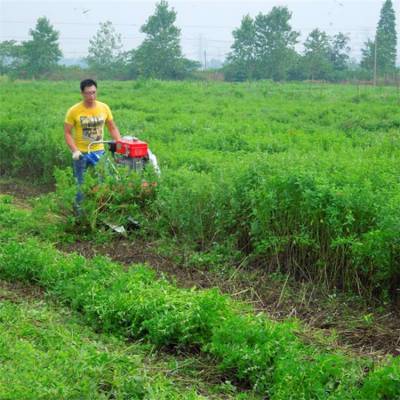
[105,104,113,121]
[64,107,75,125]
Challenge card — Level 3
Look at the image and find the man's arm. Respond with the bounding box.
[64,123,78,152]
[106,120,121,141]
[64,122,82,160]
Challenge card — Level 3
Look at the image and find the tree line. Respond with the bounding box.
[225,0,397,82]
[0,0,398,82]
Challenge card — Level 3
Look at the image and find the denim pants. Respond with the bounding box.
[73,150,105,209]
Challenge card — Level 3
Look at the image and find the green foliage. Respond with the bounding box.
[0,218,399,397]
[330,33,351,72]
[225,3,396,82]
[22,17,62,78]
[225,15,257,81]
[2,80,400,298]
[133,1,198,79]
[226,7,299,81]
[52,157,159,236]
[0,194,67,244]
[375,0,397,74]
[0,228,230,349]
[209,313,300,392]
[272,350,369,399]
[0,298,207,399]
[87,21,128,79]
[360,39,375,71]
[302,29,333,80]
[253,7,299,81]
[358,356,400,399]
[0,40,24,75]
[154,168,220,249]
[361,0,397,77]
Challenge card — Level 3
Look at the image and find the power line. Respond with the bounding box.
[0,20,142,27]
[0,19,233,29]
[0,34,234,44]
[0,19,379,32]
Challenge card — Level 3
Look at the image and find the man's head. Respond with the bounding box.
[80,78,97,92]
[80,79,97,106]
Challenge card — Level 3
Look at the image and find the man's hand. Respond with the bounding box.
[72,150,82,160]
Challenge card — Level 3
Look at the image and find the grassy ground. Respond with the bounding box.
[0,279,260,400]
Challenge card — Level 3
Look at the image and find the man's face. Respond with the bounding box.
[82,85,97,104]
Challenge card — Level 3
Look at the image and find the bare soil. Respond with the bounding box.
[0,280,46,303]
[0,179,54,200]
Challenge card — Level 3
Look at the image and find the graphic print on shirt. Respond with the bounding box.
[80,115,105,142]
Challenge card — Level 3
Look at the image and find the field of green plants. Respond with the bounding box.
[0,281,214,399]
[1,78,400,398]
[2,79,400,295]
[1,195,400,398]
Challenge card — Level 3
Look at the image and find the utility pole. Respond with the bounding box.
[373,37,377,86]
[204,50,207,70]
[198,34,203,68]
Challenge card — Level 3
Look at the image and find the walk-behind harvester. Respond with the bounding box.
[82,136,160,234]
[87,135,160,175]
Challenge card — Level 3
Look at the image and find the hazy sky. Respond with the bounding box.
[1,0,399,63]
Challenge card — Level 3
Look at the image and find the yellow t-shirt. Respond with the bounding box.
[64,101,113,152]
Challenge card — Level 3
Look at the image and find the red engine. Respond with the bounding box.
[115,137,148,158]
[109,137,150,172]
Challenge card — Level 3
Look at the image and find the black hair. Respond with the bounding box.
[80,79,97,92]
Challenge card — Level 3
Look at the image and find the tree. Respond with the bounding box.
[22,17,62,78]
[360,0,397,77]
[253,7,299,81]
[87,21,127,79]
[225,7,299,81]
[0,40,23,75]
[329,33,350,71]
[225,15,257,80]
[375,0,397,74]
[302,29,332,80]
[360,39,375,71]
[133,1,196,79]
[289,30,350,82]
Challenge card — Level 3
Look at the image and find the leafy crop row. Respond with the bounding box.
[55,146,400,298]
[0,200,399,398]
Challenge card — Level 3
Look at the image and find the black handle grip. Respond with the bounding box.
[108,141,117,153]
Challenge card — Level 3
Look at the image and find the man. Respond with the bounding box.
[64,78,121,208]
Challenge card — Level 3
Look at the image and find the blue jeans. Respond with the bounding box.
[73,151,105,210]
